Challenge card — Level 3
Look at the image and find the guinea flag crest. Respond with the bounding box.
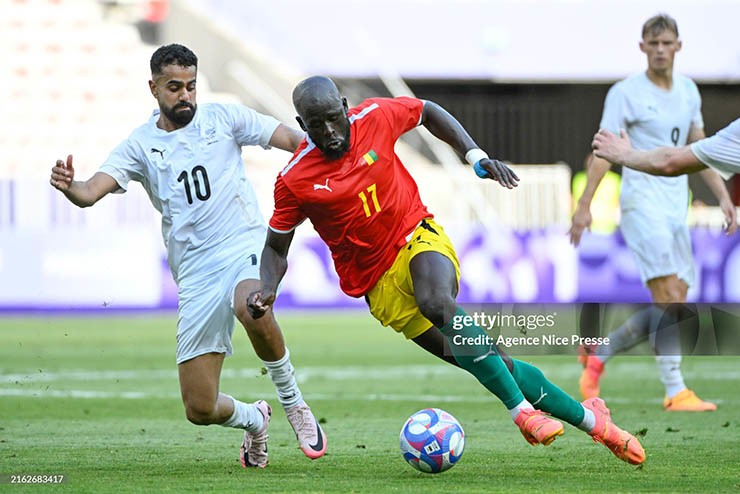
[362,150,378,165]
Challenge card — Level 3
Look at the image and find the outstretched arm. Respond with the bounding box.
[269,123,304,153]
[420,101,519,189]
[592,129,708,176]
[50,154,119,207]
[247,228,295,319]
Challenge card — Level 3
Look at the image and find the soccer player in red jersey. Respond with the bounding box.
[248,76,645,464]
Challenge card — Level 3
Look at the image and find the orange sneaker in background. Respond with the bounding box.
[664,388,717,412]
[579,356,604,400]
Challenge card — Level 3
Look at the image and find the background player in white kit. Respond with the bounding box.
[49,44,327,468]
[569,15,736,411]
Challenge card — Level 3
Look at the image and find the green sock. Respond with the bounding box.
[439,307,525,409]
[511,359,585,426]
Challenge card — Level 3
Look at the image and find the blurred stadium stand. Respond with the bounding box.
[1,0,244,231]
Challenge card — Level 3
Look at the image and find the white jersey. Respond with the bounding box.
[600,72,703,218]
[99,103,280,284]
[691,117,740,180]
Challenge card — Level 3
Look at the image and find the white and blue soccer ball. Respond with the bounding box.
[400,408,465,473]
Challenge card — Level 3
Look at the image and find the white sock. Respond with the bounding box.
[263,348,303,409]
[656,355,686,398]
[508,399,535,421]
[220,395,264,432]
[577,406,596,433]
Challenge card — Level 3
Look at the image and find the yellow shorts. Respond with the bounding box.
[366,219,460,339]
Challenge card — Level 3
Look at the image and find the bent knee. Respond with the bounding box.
[237,308,278,336]
[416,293,456,325]
[183,400,218,425]
[234,302,257,327]
[648,277,687,304]
[653,288,685,304]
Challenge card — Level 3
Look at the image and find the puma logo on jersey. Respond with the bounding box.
[532,386,548,406]
[473,345,497,364]
[150,147,165,159]
[313,179,332,192]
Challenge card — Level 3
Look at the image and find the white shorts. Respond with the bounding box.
[619,209,695,287]
[175,251,261,364]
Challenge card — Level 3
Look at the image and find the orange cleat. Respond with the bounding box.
[583,397,645,465]
[577,343,598,366]
[664,388,717,412]
[579,356,604,400]
[514,409,564,446]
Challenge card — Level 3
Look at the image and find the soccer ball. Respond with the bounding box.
[399,408,465,473]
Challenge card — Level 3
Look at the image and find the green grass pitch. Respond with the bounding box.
[0,312,738,493]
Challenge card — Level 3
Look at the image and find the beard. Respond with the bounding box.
[162,102,196,126]
[318,126,351,161]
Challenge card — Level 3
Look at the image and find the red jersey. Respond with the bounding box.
[270,97,433,297]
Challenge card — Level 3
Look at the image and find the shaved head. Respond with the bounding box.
[293,76,351,161]
[292,76,342,118]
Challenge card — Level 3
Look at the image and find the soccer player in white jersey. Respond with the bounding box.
[569,15,736,411]
[592,118,740,180]
[49,44,327,467]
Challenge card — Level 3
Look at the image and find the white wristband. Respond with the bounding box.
[465,148,489,166]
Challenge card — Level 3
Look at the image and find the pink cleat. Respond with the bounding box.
[239,400,271,468]
[285,402,327,459]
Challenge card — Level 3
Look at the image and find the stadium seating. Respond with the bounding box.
[1,0,245,226]
[3,0,149,178]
